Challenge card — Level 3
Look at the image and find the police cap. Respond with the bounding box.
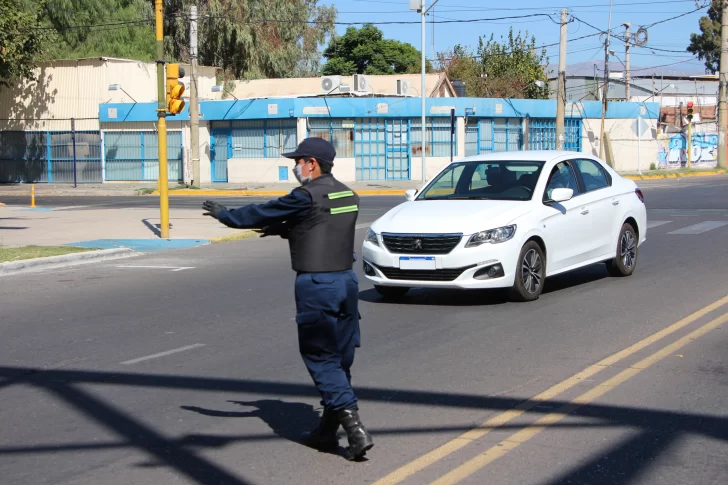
[282,137,336,165]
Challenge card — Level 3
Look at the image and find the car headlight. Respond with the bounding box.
[365,228,380,246]
[465,225,517,247]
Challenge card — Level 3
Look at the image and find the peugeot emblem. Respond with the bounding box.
[413,239,423,250]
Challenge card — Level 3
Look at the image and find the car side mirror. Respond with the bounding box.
[405,189,417,201]
[550,188,574,203]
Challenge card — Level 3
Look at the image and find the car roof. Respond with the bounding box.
[453,150,586,164]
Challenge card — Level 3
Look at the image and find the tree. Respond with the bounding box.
[687,0,721,74]
[438,28,549,99]
[40,0,155,61]
[164,0,337,80]
[0,0,49,87]
[322,24,432,76]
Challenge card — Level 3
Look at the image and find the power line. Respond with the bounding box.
[17,18,152,32]
[200,13,557,26]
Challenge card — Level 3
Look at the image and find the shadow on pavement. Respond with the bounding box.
[181,399,346,457]
[359,287,508,306]
[0,366,726,485]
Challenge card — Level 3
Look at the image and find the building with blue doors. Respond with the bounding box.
[0,59,661,184]
[98,96,660,184]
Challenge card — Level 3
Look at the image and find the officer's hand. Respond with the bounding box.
[254,222,288,239]
[202,200,227,219]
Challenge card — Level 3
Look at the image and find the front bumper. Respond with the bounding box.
[361,236,520,289]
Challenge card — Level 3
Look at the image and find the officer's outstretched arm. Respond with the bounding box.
[206,189,312,229]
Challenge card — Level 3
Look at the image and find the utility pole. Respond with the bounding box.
[555,8,568,150]
[410,0,441,182]
[623,22,631,102]
[599,0,614,160]
[421,0,426,183]
[155,0,170,238]
[719,0,728,169]
[190,6,200,187]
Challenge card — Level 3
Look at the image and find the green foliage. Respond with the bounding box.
[39,0,154,60]
[0,0,49,87]
[164,0,337,80]
[687,0,721,74]
[439,28,549,99]
[322,24,432,75]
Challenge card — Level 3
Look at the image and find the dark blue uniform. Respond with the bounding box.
[204,136,373,460]
[215,185,360,412]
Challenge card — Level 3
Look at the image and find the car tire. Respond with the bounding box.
[509,241,545,302]
[607,223,638,277]
[374,285,410,299]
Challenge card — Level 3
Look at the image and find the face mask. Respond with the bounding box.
[293,164,312,185]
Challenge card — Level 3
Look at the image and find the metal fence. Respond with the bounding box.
[0,121,102,183]
[529,118,582,151]
[103,130,183,181]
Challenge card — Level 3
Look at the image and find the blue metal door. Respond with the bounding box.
[354,119,386,181]
[385,119,410,180]
[210,131,229,182]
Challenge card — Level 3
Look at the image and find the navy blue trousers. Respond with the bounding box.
[294,270,360,412]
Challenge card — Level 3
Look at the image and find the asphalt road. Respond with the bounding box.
[1,176,727,485]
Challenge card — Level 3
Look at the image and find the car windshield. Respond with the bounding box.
[418,160,545,201]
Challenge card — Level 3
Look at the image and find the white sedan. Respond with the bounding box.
[361,151,647,302]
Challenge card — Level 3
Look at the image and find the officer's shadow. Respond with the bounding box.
[180,400,347,458]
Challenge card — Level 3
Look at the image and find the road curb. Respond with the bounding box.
[624,170,727,180]
[0,248,137,276]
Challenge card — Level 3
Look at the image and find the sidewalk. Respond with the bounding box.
[0,180,424,197]
[0,205,245,249]
[1,169,727,198]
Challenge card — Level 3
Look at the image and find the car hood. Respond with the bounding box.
[370,199,532,235]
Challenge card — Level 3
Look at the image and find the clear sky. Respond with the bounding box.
[324,0,708,76]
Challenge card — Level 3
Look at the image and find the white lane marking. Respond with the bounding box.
[668,221,728,235]
[647,220,672,229]
[116,265,195,272]
[121,344,205,365]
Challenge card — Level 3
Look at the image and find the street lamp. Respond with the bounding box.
[108,84,138,103]
[211,85,238,100]
[410,0,442,183]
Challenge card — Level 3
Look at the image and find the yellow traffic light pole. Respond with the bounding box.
[155,0,170,238]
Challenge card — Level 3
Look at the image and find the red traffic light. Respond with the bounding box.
[687,101,694,108]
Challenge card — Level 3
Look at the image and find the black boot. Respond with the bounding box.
[302,409,340,450]
[336,408,374,460]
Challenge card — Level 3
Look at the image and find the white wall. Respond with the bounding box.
[581,118,658,172]
[227,156,356,184]
[410,156,454,182]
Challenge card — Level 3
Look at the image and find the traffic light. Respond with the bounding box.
[166,64,185,115]
[686,101,694,122]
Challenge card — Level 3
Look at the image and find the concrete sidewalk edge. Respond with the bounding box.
[623,169,727,180]
[0,248,137,277]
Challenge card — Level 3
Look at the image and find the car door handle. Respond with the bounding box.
[581,209,589,215]
[612,200,620,206]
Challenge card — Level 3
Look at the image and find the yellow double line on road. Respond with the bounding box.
[374,294,728,485]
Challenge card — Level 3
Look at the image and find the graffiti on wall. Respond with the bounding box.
[657,131,718,168]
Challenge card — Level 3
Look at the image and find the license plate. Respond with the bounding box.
[399,256,436,270]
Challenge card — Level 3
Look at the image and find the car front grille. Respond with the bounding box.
[381,233,463,254]
[373,264,475,282]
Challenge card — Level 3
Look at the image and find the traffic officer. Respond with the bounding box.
[201,137,374,460]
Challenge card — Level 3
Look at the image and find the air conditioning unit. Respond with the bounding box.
[397,80,410,96]
[320,75,342,94]
[339,83,352,94]
[354,74,369,92]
